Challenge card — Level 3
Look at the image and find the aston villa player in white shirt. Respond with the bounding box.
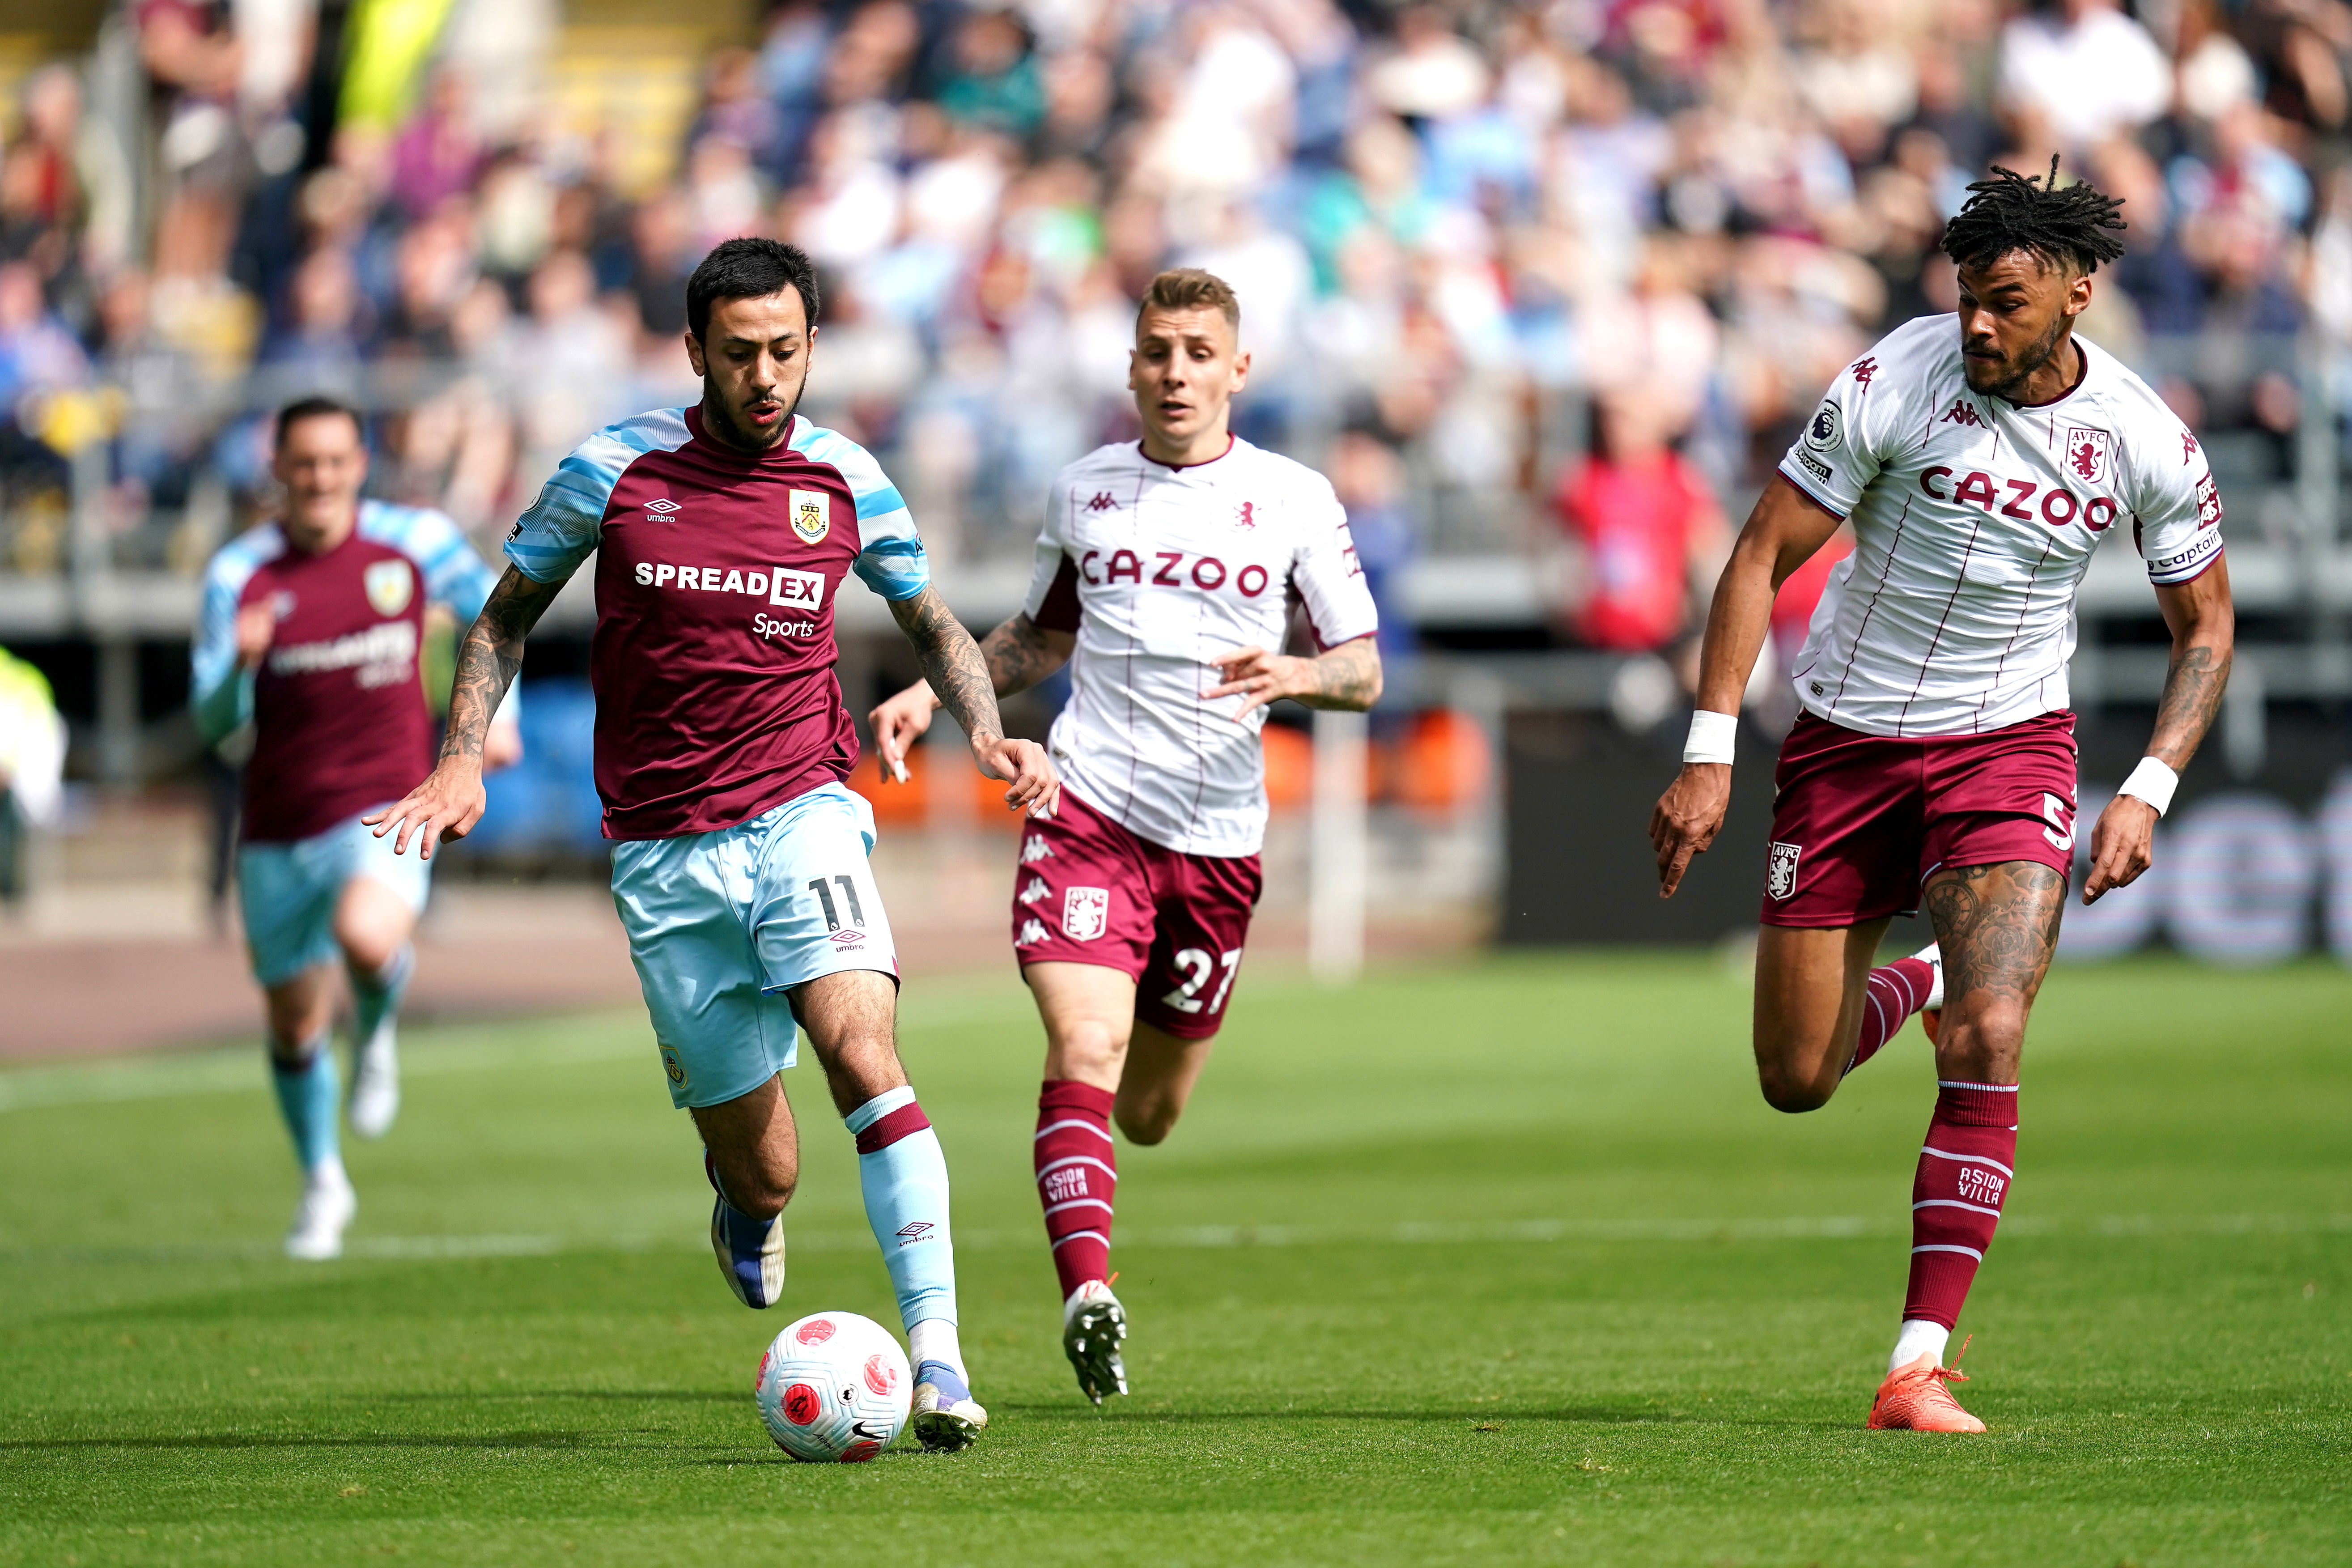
[1650,162,2235,1432]
[870,268,1382,1404]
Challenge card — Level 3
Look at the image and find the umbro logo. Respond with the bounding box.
[896,1221,935,1246]
[643,497,681,518]
[1940,399,1985,429]
[1087,492,1117,512]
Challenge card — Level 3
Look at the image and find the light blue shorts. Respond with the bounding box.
[238,808,431,987]
[610,782,898,1110]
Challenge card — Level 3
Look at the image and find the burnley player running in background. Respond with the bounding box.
[367,239,1055,1452]
[192,397,521,1259]
[870,269,1381,1405]
[1651,162,2233,1432]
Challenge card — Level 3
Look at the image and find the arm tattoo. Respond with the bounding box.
[891,585,1006,744]
[1294,636,1384,711]
[2148,642,2230,771]
[1924,862,2066,1007]
[976,613,1072,697]
[440,567,561,765]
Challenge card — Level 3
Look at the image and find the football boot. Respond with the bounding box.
[1063,1279,1129,1405]
[911,1361,988,1451]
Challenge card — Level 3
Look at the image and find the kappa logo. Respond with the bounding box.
[643,496,681,520]
[363,559,414,617]
[1062,885,1109,941]
[2182,430,2200,465]
[2063,426,2111,484]
[1086,491,1118,513]
[895,1221,935,1246]
[1020,835,1054,864]
[1235,501,1257,530]
[1940,399,1985,429]
[1018,875,1052,906]
[1766,841,1802,901]
[789,488,830,544]
[1848,355,1877,388]
[1015,917,1050,947]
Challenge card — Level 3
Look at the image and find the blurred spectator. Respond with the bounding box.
[1552,391,1725,654]
[1998,0,2171,156]
[0,642,66,905]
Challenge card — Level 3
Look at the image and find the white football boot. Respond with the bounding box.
[1062,1279,1129,1405]
[284,1162,356,1260]
[348,1024,400,1141]
[911,1362,989,1451]
[705,1152,786,1308]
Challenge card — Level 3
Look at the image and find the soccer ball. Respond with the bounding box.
[753,1311,911,1462]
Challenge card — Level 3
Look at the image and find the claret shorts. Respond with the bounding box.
[1759,710,2078,929]
[1009,787,1262,1040]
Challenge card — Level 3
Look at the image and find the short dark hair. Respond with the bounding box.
[274,394,363,449]
[1938,155,2127,277]
[686,238,821,341]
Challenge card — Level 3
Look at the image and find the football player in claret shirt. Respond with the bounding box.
[870,268,1382,1405]
[368,239,1057,1453]
[192,397,521,1260]
[1650,161,2235,1431]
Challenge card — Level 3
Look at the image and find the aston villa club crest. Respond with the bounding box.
[789,488,831,544]
[1766,841,1802,901]
[1062,885,1109,941]
[363,559,414,617]
[2063,426,2111,484]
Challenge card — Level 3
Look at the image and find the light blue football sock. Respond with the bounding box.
[269,1034,341,1173]
[845,1087,961,1366]
[350,943,413,1049]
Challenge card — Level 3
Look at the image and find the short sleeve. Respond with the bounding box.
[2132,429,2225,585]
[1022,470,1081,632]
[1291,478,1380,650]
[504,408,690,583]
[792,425,929,601]
[1778,343,1908,518]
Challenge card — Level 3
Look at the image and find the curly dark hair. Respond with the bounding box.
[1938,155,2127,276]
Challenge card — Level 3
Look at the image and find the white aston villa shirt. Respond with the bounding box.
[1778,313,2223,737]
[1023,437,1380,856]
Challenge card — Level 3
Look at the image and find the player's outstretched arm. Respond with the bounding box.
[2083,557,2235,904]
[868,612,1074,782]
[1205,633,1382,715]
[365,566,565,858]
[887,586,1060,816]
[1649,476,1843,898]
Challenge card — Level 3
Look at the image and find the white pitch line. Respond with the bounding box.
[7,1212,2346,1265]
[0,994,1034,1115]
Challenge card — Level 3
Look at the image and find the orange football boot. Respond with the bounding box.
[1867,1351,1985,1432]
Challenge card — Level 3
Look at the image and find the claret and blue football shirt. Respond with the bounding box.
[505,407,928,840]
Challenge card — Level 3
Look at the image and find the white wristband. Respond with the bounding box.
[2118,756,2180,816]
[1683,709,1738,766]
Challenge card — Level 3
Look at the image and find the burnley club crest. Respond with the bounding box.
[789,488,830,545]
[363,559,413,617]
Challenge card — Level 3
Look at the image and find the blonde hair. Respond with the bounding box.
[1138,268,1240,332]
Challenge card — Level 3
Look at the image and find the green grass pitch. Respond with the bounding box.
[3,952,2347,1566]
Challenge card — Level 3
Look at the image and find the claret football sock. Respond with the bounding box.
[1843,956,1938,1077]
[845,1087,960,1336]
[350,943,413,1054]
[1903,1080,2018,1333]
[269,1032,341,1173]
[1035,1079,1117,1300]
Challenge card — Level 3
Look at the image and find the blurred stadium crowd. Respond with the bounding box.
[0,0,2348,658]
